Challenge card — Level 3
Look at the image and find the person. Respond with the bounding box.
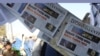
[20,34,26,56]
[12,36,26,56]
[0,41,3,56]
[2,36,9,46]
[22,34,24,39]
[28,36,35,51]
[24,36,35,56]
[3,41,12,56]
[3,41,19,56]
[2,36,9,42]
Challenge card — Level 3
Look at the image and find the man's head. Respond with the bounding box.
[29,36,32,39]
[22,34,24,38]
[4,41,12,50]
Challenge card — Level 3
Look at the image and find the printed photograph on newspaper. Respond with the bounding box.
[59,38,76,51]
[71,26,100,43]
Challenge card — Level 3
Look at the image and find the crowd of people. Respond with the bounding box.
[0,35,17,56]
[0,34,63,56]
[0,34,39,56]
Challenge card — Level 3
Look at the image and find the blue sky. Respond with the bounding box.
[9,3,91,36]
[59,3,90,20]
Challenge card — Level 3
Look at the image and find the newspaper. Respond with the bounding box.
[4,3,68,37]
[37,31,52,44]
[48,13,79,56]
[5,3,27,15]
[0,4,17,23]
[2,3,100,56]
[22,3,68,37]
[57,17,100,56]
[0,9,7,25]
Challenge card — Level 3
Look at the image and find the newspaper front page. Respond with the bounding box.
[49,13,78,56]
[3,3,68,38]
[58,17,100,56]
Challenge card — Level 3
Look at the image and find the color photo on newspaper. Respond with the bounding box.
[34,3,59,19]
[59,38,76,51]
[21,11,36,29]
[71,26,100,43]
[22,11,36,24]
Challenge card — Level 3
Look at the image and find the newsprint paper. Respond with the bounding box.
[0,4,17,25]
[0,9,7,25]
[58,17,100,56]
[3,3,68,38]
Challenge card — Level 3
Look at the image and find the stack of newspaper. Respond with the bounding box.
[1,3,100,56]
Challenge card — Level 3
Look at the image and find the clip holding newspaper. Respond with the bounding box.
[3,3,68,38]
[57,17,100,56]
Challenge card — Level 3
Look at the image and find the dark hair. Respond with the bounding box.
[29,36,32,38]
[4,41,11,47]
[22,34,24,37]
